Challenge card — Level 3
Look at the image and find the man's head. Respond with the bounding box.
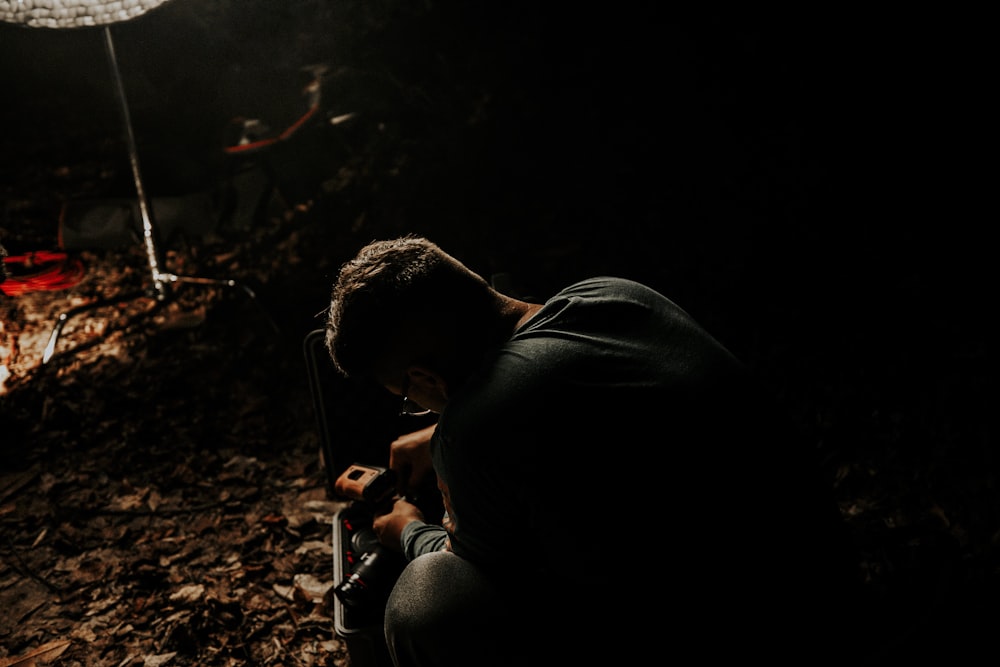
[325,235,500,411]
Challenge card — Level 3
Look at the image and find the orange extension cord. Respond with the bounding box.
[0,251,86,296]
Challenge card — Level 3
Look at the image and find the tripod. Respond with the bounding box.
[41,25,277,364]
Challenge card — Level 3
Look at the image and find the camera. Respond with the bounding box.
[333,463,405,610]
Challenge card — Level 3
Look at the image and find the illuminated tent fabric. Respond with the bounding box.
[0,0,171,28]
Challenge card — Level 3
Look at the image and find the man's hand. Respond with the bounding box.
[389,423,436,495]
[372,497,425,552]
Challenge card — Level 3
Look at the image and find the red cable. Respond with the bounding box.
[223,103,319,155]
[1,251,86,297]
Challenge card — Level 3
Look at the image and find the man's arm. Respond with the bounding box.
[372,497,450,559]
[400,520,450,560]
[389,423,437,495]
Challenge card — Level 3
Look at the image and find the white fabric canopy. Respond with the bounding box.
[0,0,171,28]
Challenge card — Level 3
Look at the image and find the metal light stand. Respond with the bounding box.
[42,25,276,364]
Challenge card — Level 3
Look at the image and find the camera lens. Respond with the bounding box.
[351,527,380,553]
[334,545,404,608]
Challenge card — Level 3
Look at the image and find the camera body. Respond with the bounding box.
[334,463,397,505]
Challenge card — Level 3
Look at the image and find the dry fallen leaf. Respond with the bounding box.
[168,583,205,604]
[0,639,72,667]
[143,652,177,667]
[294,573,334,603]
[272,582,295,602]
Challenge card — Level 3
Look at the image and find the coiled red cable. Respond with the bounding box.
[0,251,86,296]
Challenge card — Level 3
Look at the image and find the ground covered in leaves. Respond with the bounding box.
[0,200,364,665]
[1,4,997,666]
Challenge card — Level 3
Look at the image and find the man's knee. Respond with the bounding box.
[386,551,499,631]
[384,551,519,666]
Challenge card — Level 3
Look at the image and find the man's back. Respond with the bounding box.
[433,276,861,662]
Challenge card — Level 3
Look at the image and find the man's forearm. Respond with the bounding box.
[400,521,450,560]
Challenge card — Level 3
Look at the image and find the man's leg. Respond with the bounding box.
[384,550,530,667]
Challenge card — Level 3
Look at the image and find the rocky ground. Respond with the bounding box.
[1,4,996,666]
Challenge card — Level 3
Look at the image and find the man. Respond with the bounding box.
[325,235,864,666]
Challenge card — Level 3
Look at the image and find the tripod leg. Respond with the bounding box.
[103,25,169,300]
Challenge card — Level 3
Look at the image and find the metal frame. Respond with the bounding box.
[303,328,338,496]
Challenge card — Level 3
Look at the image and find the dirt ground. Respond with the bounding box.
[1,4,996,666]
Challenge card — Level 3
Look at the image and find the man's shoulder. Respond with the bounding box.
[547,276,668,306]
[547,276,680,317]
[559,275,647,294]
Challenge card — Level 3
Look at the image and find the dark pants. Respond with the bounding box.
[383,547,875,667]
[384,551,628,667]
[384,551,525,667]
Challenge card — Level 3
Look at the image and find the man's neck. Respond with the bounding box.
[498,296,543,334]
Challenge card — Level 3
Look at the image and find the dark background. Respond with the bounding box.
[2,5,990,353]
[1,2,995,663]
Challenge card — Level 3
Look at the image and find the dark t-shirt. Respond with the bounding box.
[402,276,858,655]
[433,276,747,564]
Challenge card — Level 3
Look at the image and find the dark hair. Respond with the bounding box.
[325,235,494,379]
